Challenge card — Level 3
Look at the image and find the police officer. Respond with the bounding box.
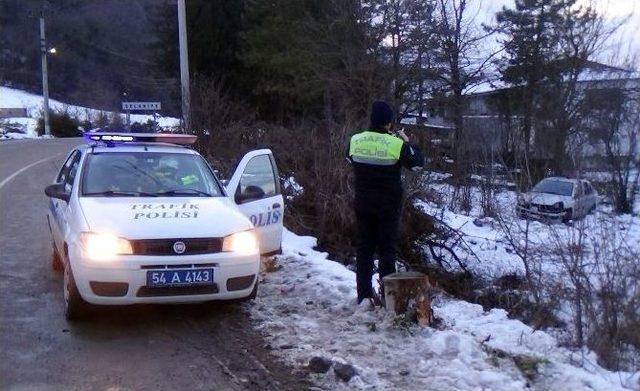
[347,101,424,304]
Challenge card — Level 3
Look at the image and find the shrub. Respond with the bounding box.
[190,76,362,258]
[36,110,81,137]
[196,120,358,259]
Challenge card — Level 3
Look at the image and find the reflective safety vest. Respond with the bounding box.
[349,131,403,166]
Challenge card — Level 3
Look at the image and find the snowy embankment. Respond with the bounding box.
[250,229,639,390]
[0,86,180,139]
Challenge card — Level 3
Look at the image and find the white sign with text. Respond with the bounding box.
[122,102,161,111]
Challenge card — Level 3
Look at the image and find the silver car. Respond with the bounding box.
[516,177,598,223]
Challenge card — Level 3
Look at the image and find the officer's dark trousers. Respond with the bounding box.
[355,207,400,302]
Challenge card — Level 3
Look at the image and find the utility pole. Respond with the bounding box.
[177,0,190,132]
[40,12,51,136]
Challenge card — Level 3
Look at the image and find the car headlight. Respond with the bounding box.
[80,232,133,261]
[223,230,259,255]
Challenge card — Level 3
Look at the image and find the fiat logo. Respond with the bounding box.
[173,241,186,254]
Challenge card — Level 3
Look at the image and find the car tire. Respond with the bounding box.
[562,209,573,224]
[63,260,89,321]
[51,243,63,272]
[246,280,258,300]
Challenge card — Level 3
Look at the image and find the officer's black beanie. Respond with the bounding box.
[370,101,394,131]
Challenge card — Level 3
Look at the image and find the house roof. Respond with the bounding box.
[464,61,639,97]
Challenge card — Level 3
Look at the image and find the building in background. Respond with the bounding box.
[402,61,640,170]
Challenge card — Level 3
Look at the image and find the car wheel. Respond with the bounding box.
[51,243,63,272]
[63,260,89,321]
[562,209,573,224]
[246,280,258,300]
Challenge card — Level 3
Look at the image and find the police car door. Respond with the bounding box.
[226,149,284,255]
[49,150,81,254]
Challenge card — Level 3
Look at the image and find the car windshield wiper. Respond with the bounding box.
[84,190,158,197]
[154,188,213,197]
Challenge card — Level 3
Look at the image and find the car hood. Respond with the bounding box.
[78,197,251,239]
[523,192,573,206]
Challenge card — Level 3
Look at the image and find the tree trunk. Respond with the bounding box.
[452,87,466,186]
[575,285,584,346]
[383,272,432,326]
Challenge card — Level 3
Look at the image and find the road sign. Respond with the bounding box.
[122,102,161,111]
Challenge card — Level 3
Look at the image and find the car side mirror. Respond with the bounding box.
[235,185,265,204]
[45,183,70,202]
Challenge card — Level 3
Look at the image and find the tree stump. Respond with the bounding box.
[383,271,432,326]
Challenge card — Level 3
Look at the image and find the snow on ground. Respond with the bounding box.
[416,179,640,281]
[0,86,180,139]
[250,229,639,390]
[415,184,525,278]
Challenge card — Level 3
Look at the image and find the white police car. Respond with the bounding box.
[45,133,284,319]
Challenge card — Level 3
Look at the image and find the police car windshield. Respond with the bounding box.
[82,152,222,197]
[532,179,573,196]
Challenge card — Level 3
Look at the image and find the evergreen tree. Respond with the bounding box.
[494,0,604,172]
[186,0,247,83]
[239,0,329,120]
[495,0,565,160]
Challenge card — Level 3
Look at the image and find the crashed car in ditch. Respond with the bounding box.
[516,177,598,223]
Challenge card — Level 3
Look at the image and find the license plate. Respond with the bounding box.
[146,269,214,287]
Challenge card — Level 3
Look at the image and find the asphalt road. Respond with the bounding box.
[0,138,309,391]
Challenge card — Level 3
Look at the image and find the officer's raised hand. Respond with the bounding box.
[397,128,409,143]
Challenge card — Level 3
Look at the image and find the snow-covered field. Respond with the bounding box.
[417,180,640,281]
[0,86,180,139]
[250,229,640,390]
[252,171,639,389]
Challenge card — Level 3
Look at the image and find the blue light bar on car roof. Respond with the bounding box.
[84,132,197,145]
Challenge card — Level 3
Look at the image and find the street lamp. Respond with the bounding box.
[48,47,57,54]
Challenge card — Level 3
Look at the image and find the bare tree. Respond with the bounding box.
[495,202,542,305]
[580,55,640,213]
[545,217,640,371]
[432,0,497,213]
[358,0,441,118]
[538,3,615,174]
[293,0,389,124]
[434,0,496,165]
